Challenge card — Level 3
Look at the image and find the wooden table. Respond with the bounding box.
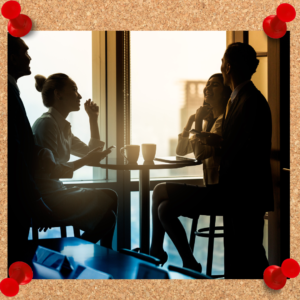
[98,157,202,254]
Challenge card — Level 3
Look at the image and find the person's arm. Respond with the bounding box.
[194,105,212,133]
[176,133,194,156]
[176,114,195,156]
[70,134,105,158]
[182,114,195,137]
[190,135,215,161]
[190,116,223,160]
[89,115,100,140]
[84,99,101,140]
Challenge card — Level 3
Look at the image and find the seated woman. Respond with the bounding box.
[32,73,117,249]
[150,73,231,271]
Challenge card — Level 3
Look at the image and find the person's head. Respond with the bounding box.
[8,33,31,80]
[221,42,259,86]
[35,74,82,113]
[203,73,232,111]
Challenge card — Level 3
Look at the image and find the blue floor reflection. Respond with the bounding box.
[131,191,224,276]
[28,190,224,277]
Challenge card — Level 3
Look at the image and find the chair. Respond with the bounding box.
[31,218,81,240]
[168,265,213,279]
[189,214,224,278]
[119,248,161,266]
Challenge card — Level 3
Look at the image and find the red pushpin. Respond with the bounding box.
[281,258,300,278]
[9,262,33,285]
[264,265,287,290]
[264,258,300,290]
[0,262,33,297]
[263,3,296,39]
[1,0,32,37]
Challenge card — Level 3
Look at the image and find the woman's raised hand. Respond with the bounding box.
[84,99,99,120]
[195,105,212,121]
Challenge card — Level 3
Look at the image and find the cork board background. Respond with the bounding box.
[0,0,299,299]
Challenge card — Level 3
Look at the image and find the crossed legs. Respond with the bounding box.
[150,183,203,269]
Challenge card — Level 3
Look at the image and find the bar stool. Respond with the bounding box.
[189,214,224,278]
[31,218,81,240]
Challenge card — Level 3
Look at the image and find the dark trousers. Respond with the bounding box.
[224,211,269,279]
[165,182,269,278]
[8,204,31,270]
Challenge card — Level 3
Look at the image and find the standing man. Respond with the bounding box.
[201,42,274,278]
[7,33,54,267]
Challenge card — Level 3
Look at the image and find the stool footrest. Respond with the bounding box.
[195,226,224,238]
[195,232,224,238]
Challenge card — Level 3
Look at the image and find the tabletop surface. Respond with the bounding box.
[24,238,194,280]
[97,156,202,170]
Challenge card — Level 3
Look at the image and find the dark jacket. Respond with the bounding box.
[8,81,43,222]
[219,81,274,213]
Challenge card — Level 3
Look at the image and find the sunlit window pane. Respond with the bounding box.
[252,57,268,101]
[249,31,268,53]
[130,31,226,179]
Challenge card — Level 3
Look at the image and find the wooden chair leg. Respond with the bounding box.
[206,215,216,277]
[189,215,199,253]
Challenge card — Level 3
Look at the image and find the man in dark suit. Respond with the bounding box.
[202,42,274,279]
[8,33,54,267]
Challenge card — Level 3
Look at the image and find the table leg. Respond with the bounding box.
[117,170,131,250]
[139,168,150,254]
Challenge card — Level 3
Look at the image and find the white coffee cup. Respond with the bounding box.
[120,145,140,163]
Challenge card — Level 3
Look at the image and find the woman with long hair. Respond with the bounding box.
[150,73,231,271]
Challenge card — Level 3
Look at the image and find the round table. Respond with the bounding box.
[97,157,202,254]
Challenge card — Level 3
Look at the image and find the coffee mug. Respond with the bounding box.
[142,144,156,161]
[120,145,140,163]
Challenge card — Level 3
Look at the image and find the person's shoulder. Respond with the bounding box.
[240,82,267,104]
[8,82,19,98]
[32,113,58,133]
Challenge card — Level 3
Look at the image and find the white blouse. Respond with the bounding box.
[176,114,223,186]
[32,107,105,195]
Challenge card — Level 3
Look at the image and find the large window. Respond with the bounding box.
[23,31,227,273]
[20,31,97,182]
[130,31,227,180]
[129,32,227,275]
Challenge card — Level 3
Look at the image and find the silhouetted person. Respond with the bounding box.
[150,43,273,279]
[207,42,273,278]
[8,34,117,254]
[150,74,232,271]
[7,33,54,267]
[32,73,118,248]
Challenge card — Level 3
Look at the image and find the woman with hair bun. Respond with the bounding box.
[32,73,118,249]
